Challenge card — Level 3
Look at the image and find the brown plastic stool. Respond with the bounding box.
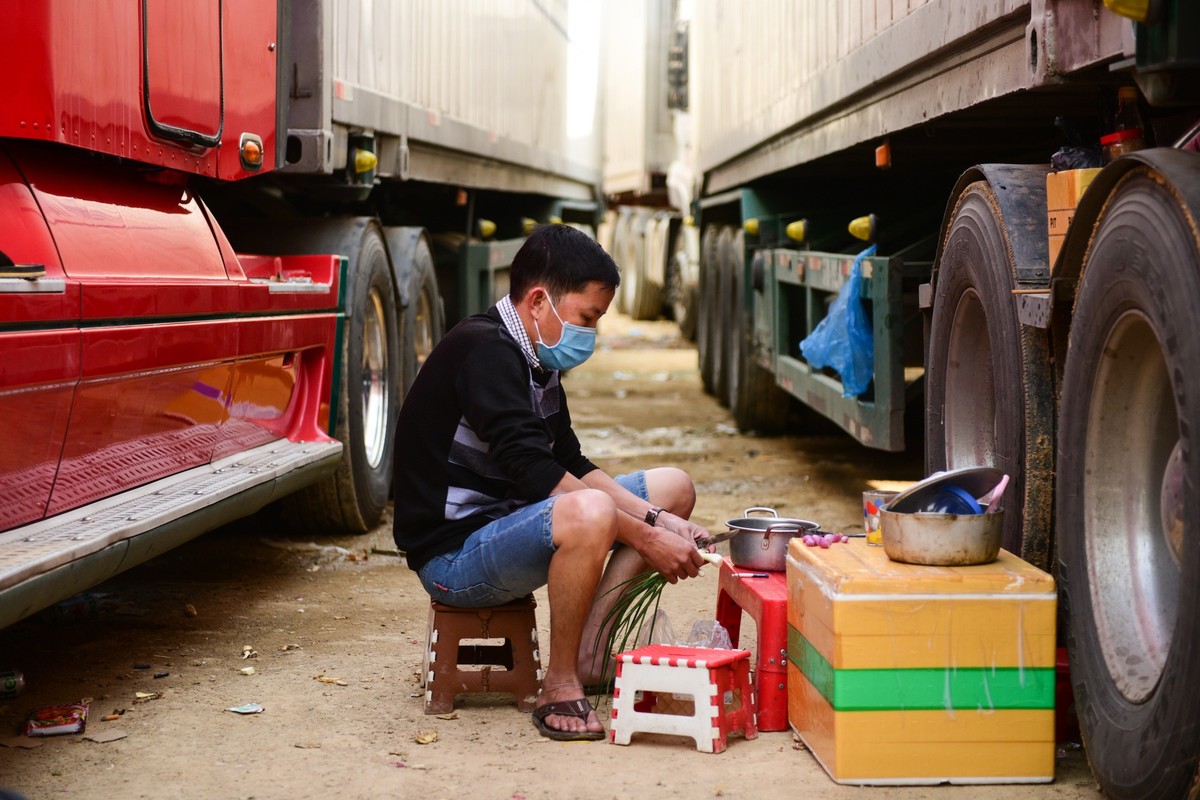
[422,596,542,714]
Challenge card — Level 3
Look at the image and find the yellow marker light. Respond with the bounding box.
[354,149,378,174]
[549,215,563,225]
[684,215,694,227]
[1103,0,1151,22]
[849,214,877,242]
[743,218,760,236]
[477,219,496,239]
[785,219,807,243]
[522,217,537,235]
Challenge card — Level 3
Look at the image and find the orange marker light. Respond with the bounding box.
[875,140,892,170]
[239,133,264,170]
[243,140,263,165]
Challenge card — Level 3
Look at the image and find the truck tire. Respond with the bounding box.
[618,211,650,318]
[611,211,633,314]
[1057,170,1200,800]
[926,181,1054,567]
[729,249,790,433]
[400,234,444,393]
[712,226,736,404]
[698,225,720,394]
[666,222,698,341]
[597,209,617,257]
[288,223,400,534]
[722,228,746,409]
[629,214,666,321]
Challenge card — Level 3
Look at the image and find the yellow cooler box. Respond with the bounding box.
[785,538,1057,785]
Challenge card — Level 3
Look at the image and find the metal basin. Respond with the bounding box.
[880,508,1003,566]
[724,507,820,571]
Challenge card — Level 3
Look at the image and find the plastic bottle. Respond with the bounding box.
[39,591,110,624]
[1101,86,1145,163]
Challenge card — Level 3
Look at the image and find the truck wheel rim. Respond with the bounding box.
[361,288,390,470]
[1085,309,1180,703]
[943,288,996,467]
[414,284,435,371]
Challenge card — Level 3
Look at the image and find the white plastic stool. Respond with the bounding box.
[609,644,758,753]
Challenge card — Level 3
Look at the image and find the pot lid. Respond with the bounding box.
[724,516,819,532]
[886,466,1005,514]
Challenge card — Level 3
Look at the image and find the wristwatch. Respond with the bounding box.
[644,506,664,527]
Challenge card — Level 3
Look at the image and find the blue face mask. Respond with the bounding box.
[534,293,596,371]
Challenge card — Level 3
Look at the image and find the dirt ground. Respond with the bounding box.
[0,314,1099,800]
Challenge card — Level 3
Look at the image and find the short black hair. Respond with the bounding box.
[508,223,620,301]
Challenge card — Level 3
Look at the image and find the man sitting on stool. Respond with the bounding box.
[393,224,710,740]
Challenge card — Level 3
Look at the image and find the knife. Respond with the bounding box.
[696,529,739,548]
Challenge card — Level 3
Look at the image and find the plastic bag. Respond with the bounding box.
[799,244,876,397]
[1050,146,1102,170]
[680,619,733,650]
[634,609,677,648]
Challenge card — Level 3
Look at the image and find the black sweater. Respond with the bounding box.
[392,306,596,572]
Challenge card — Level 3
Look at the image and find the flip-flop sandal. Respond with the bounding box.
[531,697,606,742]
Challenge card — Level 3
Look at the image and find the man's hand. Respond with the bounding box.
[638,528,705,583]
[637,512,710,583]
[656,511,715,551]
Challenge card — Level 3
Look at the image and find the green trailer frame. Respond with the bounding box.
[708,188,923,452]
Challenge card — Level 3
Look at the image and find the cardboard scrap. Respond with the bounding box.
[0,736,45,749]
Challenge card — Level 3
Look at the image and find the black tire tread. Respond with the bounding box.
[1057,171,1200,800]
[926,181,1053,566]
[730,248,791,433]
[283,223,399,535]
[698,226,720,394]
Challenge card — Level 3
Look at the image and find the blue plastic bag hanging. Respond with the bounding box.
[799,244,876,397]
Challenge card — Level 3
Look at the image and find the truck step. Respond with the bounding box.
[0,439,342,628]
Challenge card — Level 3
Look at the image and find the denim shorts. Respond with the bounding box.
[417,471,647,607]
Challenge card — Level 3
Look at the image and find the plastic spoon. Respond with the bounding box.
[980,474,1010,513]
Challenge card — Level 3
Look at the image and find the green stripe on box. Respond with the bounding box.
[788,625,1054,712]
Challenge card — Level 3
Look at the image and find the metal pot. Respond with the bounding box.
[724,507,820,571]
[879,508,1003,566]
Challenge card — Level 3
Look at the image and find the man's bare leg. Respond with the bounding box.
[536,489,616,736]
[576,546,647,683]
[577,467,698,682]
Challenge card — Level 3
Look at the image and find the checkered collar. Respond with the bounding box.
[496,294,542,371]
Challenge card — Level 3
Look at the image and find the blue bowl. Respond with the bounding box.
[916,484,983,515]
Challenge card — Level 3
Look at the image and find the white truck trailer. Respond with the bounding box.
[679,1,1200,797]
[598,0,701,336]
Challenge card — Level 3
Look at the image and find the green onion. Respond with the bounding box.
[589,551,723,703]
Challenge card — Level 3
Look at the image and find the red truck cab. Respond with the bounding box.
[0,0,344,628]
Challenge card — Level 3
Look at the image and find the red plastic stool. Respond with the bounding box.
[714,557,790,731]
[609,644,758,753]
